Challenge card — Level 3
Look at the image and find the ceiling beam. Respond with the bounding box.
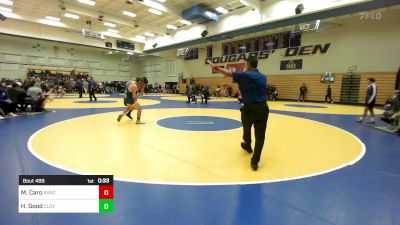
[139,0,181,17]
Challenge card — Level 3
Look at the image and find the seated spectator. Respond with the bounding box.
[0,83,17,119]
[26,81,47,112]
[381,90,400,123]
[270,85,278,101]
[8,82,27,111]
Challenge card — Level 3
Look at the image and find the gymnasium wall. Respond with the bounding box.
[146,8,400,104]
[145,0,368,49]
[0,16,145,52]
[0,34,140,81]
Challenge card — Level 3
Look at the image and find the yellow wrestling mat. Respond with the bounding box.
[162,95,238,102]
[28,108,364,185]
[45,98,160,109]
[267,101,384,115]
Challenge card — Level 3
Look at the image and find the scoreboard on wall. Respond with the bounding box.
[19,175,113,213]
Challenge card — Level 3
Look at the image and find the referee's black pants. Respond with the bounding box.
[89,90,97,101]
[241,102,269,164]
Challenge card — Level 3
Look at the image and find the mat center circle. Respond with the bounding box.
[157,116,242,131]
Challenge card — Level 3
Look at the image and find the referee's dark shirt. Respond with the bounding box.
[232,69,267,103]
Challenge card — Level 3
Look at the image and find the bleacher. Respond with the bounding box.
[179,72,397,105]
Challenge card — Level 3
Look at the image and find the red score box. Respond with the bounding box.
[99,185,114,199]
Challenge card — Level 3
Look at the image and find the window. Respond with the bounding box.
[223,44,229,55]
[280,32,290,48]
[271,34,279,49]
[262,36,270,50]
[207,46,213,58]
[230,42,237,55]
[245,40,251,53]
[253,38,260,52]
[237,41,244,53]
[220,30,299,54]
[290,33,302,47]
[184,48,199,60]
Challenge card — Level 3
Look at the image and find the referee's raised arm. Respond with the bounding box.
[206,60,233,77]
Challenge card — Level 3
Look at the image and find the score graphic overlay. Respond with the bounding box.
[19,175,113,213]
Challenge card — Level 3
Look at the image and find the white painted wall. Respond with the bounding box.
[0,34,140,81]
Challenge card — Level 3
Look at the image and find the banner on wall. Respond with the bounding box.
[212,65,225,74]
[226,63,245,73]
[205,43,331,64]
[280,59,303,70]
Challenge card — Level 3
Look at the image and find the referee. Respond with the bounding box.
[207,58,269,171]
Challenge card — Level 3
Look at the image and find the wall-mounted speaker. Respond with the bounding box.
[295,4,304,15]
[201,30,208,38]
[0,13,6,21]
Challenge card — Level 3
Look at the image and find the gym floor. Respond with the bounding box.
[1,93,399,225]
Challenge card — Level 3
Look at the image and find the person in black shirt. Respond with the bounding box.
[357,78,377,123]
[325,85,333,103]
[298,83,307,102]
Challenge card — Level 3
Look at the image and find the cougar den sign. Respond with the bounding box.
[205,43,331,64]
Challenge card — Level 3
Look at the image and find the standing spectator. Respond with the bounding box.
[88,77,97,102]
[298,83,307,102]
[83,78,88,94]
[271,85,278,101]
[185,84,191,103]
[0,83,17,119]
[201,84,210,104]
[267,83,273,100]
[76,78,83,98]
[357,78,378,124]
[325,85,333,103]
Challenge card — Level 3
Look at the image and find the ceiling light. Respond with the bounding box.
[78,0,95,6]
[127,52,135,55]
[216,7,228,14]
[136,35,145,39]
[122,10,136,17]
[45,16,60,22]
[0,6,12,12]
[180,19,191,25]
[240,0,250,6]
[101,32,121,38]
[64,13,80,19]
[166,24,177,30]
[1,11,20,19]
[144,32,155,37]
[204,11,213,18]
[148,8,162,15]
[130,37,146,43]
[0,0,13,6]
[104,22,116,28]
[107,28,118,33]
[38,19,66,27]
